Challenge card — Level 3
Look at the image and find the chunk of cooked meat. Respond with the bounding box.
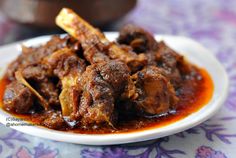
[155,41,201,88]
[78,60,130,125]
[154,41,184,88]
[98,60,130,95]
[35,79,60,107]
[6,35,70,81]
[131,66,178,115]
[22,65,49,81]
[41,111,67,130]
[3,81,34,113]
[44,48,86,78]
[117,24,158,53]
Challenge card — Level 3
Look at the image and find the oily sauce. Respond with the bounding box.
[0,68,214,134]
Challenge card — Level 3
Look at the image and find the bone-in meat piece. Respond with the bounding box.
[131,66,178,115]
[78,60,130,126]
[44,48,85,117]
[56,8,147,72]
[117,24,158,53]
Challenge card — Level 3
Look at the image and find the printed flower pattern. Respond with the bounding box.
[81,138,185,158]
[195,146,227,158]
[176,117,236,144]
[0,130,29,153]
[7,143,58,158]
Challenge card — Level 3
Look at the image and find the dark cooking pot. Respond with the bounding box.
[0,0,137,28]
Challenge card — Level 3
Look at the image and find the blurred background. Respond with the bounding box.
[0,0,138,45]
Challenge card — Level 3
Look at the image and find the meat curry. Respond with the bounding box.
[0,8,213,134]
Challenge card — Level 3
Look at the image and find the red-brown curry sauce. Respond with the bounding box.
[0,67,214,134]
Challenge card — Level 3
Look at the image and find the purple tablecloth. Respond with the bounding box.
[0,0,236,157]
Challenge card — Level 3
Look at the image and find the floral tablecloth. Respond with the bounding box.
[0,0,236,157]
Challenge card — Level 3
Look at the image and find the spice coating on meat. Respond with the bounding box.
[6,36,70,81]
[131,66,178,115]
[3,81,34,113]
[41,111,67,129]
[117,24,158,53]
[78,60,130,125]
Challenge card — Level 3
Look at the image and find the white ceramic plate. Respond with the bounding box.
[0,33,229,145]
